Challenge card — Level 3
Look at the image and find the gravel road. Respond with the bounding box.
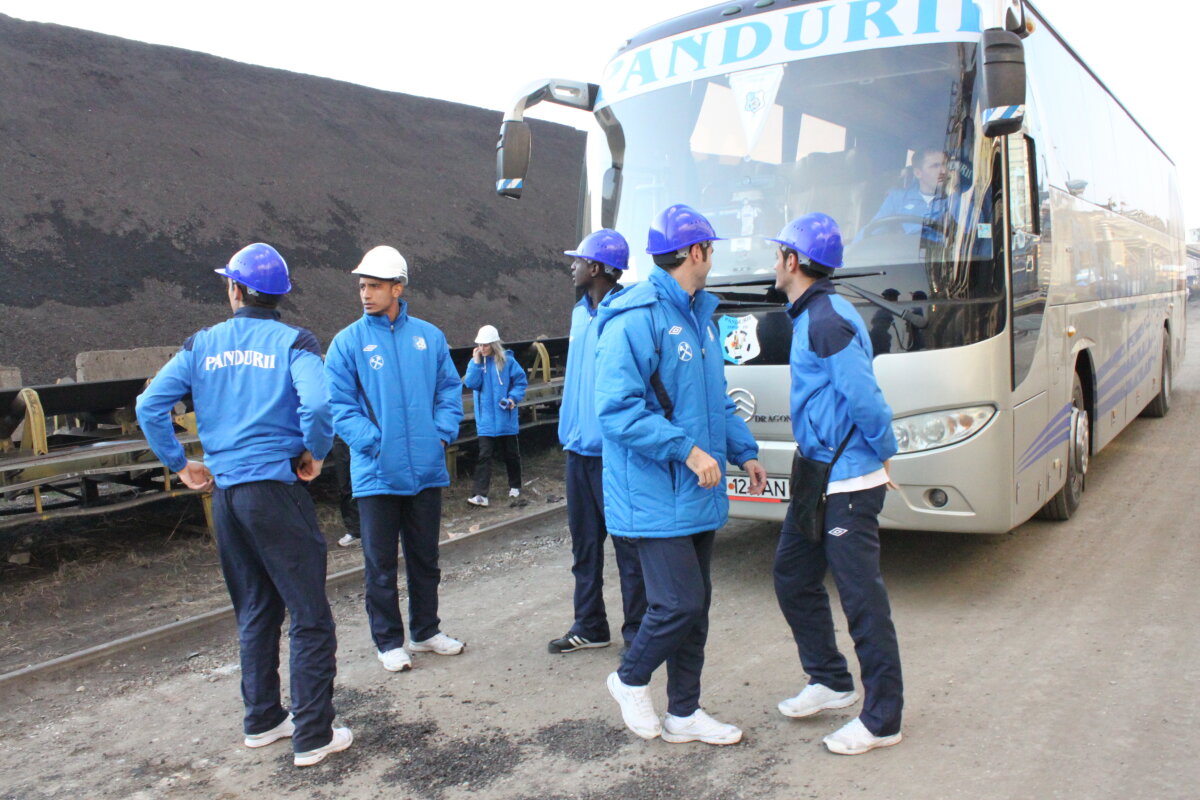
[3,321,1198,799]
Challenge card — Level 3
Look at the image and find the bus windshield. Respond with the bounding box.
[603,42,1005,355]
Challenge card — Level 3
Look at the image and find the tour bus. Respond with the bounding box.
[496,0,1186,533]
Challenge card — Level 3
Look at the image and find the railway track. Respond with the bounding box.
[0,501,567,689]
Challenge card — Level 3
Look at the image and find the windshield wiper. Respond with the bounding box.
[707,269,886,290]
[715,298,785,310]
[837,282,929,329]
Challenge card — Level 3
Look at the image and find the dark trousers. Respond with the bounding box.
[473,435,522,497]
[618,530,714,718]
[358,489,443,650]
[331,437,360,537]
[212,480,337,752]
[565,452,646,645]
[773,484,904,736]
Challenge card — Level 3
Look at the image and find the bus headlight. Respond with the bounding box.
[892,405,996,454]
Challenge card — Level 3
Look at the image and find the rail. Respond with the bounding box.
[1,337,568,532]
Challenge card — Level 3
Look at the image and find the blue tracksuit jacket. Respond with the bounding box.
[463,351,527,437]
[594,267,759,539]
[135,306,333,488]
[787,279,898,481]
[558,288,619,457]
[324,302,463,497]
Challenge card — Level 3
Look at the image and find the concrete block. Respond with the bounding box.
[76,347,178,382]
[0,366,21,390]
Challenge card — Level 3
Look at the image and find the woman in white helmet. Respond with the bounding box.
[463,325,528,507]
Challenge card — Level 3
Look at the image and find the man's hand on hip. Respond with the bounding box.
[296,451,324,482]
[178,460,214,492]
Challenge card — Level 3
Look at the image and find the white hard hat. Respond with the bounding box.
[352,245,408,284]
[474,325,501,344]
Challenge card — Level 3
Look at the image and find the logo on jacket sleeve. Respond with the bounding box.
[369,354,384,370]
[677,342,693,362]
[828,526,848,537]
[413,336,427,351]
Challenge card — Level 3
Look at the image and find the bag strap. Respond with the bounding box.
[830,425,857,467]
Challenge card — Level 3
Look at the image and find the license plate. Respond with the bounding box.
[727,475,790,503]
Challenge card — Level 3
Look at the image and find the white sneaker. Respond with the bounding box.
[293,726,353,767]
[467,495,489,507]
[407,632,464,655]
[508,488,520,498]
[606,671,661,740]
[377,647,413,672]
[778,683,860,718]
[337,533,359,547]
[661,709,742,745]
[823,717,902,755]
[244,713,293,748]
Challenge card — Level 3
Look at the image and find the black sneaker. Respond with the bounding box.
[548,634,611,654]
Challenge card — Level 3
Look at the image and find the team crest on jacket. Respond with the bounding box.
[369,354,384,370]
[677,342,693,362]
[413,336,427,351]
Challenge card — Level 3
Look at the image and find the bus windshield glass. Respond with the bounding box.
[603,42,1004,355]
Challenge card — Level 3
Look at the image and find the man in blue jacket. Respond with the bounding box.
[549,229,646,656]
[867,147,950,237]
[767,213,904,756]
[136,243,351,768]
[463,324,528,507]
[324,245,465,674]
[596,205,766,746]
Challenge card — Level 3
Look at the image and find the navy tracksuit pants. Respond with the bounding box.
[565,452,646,645]
[618,530,714,718]
[358,489,443,651]
[773,484,904,737]
[211,480,337,753]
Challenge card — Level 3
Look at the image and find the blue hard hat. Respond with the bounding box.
[214,242,292,294]
[564,229,629,270]
[765,212,844,270]
[646,204,724,255]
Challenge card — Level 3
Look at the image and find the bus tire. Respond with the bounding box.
[1038,373,1089,521]
[1141,330,1172,418]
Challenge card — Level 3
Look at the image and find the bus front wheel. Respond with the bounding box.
[1038,373,1089,521]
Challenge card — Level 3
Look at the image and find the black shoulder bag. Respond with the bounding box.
[788,425,856,542]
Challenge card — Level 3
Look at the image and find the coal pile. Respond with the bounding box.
[0,14,584,384]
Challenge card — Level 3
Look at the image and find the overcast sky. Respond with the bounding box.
[2,0,1197,230]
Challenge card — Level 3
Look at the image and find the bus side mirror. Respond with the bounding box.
[981,29,1026,138]
[496,120,532,199]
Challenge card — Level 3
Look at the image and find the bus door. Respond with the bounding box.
[1006,132,1052,517]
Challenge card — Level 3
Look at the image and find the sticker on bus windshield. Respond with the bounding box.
[720,315,761,365]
